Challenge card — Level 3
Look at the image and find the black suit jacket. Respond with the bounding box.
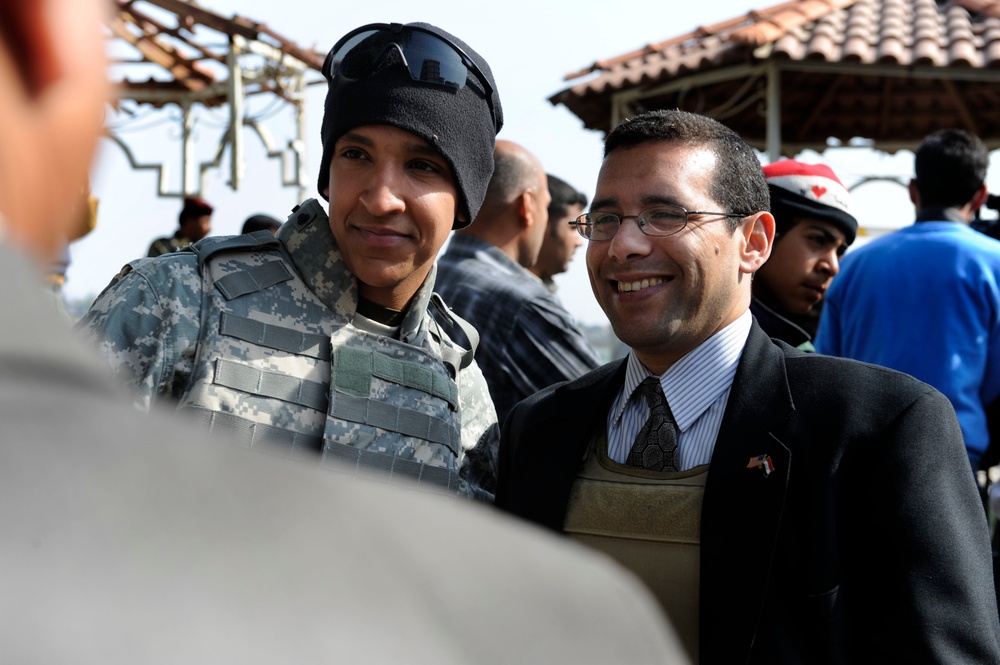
[496,322,1000,664]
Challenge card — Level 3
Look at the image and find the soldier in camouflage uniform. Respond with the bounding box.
[77,22,504,500]
[146,196,213,257]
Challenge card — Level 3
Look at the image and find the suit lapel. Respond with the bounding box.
[501,359,627,530]
[700,323,794,663]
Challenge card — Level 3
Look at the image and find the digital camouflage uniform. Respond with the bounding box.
[78,199,499,499]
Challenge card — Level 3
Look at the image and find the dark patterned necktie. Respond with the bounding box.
[626,377,680,472]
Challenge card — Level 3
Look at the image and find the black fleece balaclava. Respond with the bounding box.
[317,22,503,228]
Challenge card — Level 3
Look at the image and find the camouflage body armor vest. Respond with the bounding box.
[177,201,476,494]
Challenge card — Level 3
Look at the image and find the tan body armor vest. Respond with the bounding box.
[564,434,707,661]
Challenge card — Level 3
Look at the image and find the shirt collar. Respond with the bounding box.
[446,234,529,276]
[915,206,968,224]
[611,310,752,431]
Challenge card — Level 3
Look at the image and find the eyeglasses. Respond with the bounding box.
[570,205,751,241]
[325,23,499,131]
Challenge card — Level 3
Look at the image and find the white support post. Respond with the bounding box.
[181,100,196,195]
[228,35,246,190]
[294,71,308,203]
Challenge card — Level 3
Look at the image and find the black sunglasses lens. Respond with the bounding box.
[329,28,470,90]
[398,31,469,89]
[329,29,383,79]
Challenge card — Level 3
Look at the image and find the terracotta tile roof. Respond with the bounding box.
[552,0,1000,150]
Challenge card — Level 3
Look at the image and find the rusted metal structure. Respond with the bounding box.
[550,0,1000,161]
[106,0,325,201]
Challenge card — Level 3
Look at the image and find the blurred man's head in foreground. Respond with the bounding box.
[0,0,109,262]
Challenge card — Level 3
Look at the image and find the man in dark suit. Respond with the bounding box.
[494,109,1000,663]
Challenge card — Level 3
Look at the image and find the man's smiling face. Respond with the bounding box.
[586,141,761,373]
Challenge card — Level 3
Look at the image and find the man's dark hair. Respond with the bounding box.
[603,109,769,231]
[546,174,588,236]
[178,196,213,227]
[914,129,988,208]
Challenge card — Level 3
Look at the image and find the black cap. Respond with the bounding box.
[317,22,502,228]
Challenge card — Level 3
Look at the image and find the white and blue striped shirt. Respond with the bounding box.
[607,311,752,469]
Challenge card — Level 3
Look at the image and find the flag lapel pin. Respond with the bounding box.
[747,454,775,477]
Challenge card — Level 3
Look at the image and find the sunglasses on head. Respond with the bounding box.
[325,23,499,131]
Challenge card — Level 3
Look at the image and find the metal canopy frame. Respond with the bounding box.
[106,0,325,202]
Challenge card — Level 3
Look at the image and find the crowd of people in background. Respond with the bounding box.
[435,140,601,423]
[8,1,1000,662]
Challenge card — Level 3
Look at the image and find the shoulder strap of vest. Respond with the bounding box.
[284,198,327,229]
[428,293,479,371]
[183,230,282,269]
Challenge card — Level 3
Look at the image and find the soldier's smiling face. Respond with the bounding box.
[324,124,460,310]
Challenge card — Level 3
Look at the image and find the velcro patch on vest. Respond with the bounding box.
[328,393,461,453]
[322,440,461,495]
[187,406,323,453]
[215,261,293,300]
[219,313,331,360]
[332,347,459,410]
[213,359,328,412]
[566,477,704,542]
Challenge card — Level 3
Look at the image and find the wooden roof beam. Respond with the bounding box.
[942,78,980,134]
[139,0,260,40]
[120,3,225,66]
[794,72,844,140]
[878,76,893,136]
[119,1,323,73]
[253,23,324,71]
[108,14,213,90]
[118,11,215,83]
